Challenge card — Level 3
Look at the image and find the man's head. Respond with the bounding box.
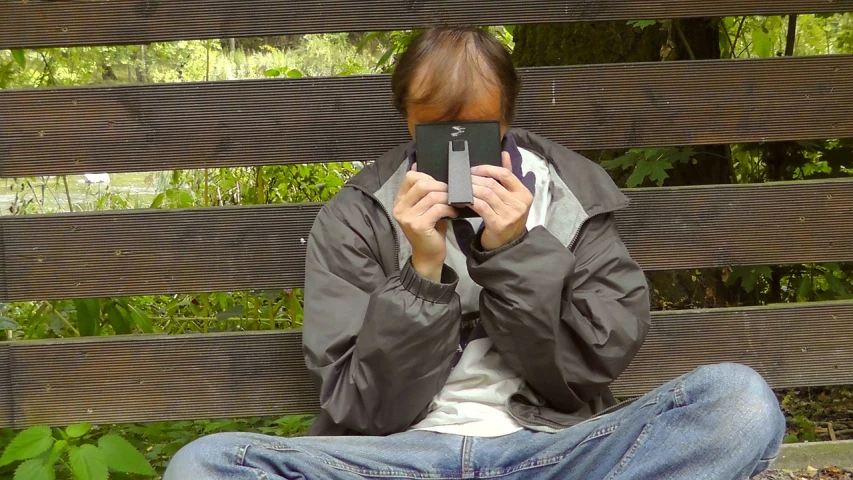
[391,27,520,138]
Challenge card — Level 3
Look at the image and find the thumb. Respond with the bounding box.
[435,218,449,236]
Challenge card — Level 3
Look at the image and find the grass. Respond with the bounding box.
[0,172,158,215]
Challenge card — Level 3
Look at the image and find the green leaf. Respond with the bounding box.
[68,445,108,480]
[377,46,395,68]
[178,191,194,208]
[825,271,849,296]
[14,458,54,480]
[97,435,157,476]
[286,69,303,78]
[73,299,100,337]
[0,426,54,466]
[628,20,657,30]
[104,302,133,335]
[626,158,670,187]
[126,304,154,334]
[263,68,281,77]
[215,304,244,321]
[796,276,813,301]
[0,315,21,330]
[48,440,67,466]
[11,49,26,69]
[600,151,640,172]
[149,192,165,209]
[752,29,772,57]
[65,423,91,439]
[356,32,381,52]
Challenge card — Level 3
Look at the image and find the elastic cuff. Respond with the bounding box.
[470,228,529,263]
[400,258,459,304]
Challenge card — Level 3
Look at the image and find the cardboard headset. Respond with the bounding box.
[415,120,502,218]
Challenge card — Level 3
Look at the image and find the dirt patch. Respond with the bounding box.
[757,467,853,479]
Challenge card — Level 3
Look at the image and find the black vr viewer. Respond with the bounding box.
[415,120,503,218]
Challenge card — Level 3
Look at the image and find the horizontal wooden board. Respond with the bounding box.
[1,55,852,177]
[616,180,853,270]
[3,1,853,49]
[613,301,853,396]
[0,180,850,301]
[2,300,851,428]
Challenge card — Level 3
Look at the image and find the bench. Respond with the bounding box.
[2,0,853,469]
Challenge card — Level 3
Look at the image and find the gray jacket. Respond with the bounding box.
[303,128,651,436]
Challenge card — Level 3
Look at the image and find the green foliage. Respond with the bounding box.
[601,147,696,187]
[14,459,55,480]
[0,426,53,467]
[97,436,156,476]
[65,424,91,440]
[11,50,26,69]
[68,445,107,480]
[627,20,658,30]
[725,266,774,294]
[263,67,304,78]
[0,424,156,480]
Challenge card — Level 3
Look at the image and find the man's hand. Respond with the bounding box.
[470,152,533,251]
[393,165,458,282]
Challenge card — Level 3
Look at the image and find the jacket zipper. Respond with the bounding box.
[348,185,400,271]
[591,395,640,419]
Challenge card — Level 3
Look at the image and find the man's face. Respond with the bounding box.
[405,84,506,139]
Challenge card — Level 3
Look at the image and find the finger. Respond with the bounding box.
[397,174,447,209]
[472,175,515,206]
[411,162,417,172]
[501,151,512,170]
[472,184,511,217]
[410,191,450,216]
[420,204,458,225]
[469,197,500,226]
[471,164,527,194]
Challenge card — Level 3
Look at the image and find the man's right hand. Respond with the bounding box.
[393,167,457,282]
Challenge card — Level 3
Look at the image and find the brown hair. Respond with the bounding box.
[391,27,520,124]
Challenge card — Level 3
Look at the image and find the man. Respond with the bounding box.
[166,27,784,479]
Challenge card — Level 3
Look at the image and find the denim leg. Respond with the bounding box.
[472,363,785,480]
[164,430,464,480]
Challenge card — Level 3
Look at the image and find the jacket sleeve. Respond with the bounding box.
[467,213,650,413]
[302,197,462,435]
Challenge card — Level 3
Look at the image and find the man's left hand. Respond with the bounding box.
[470,151,534,251]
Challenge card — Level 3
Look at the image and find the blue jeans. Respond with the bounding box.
[165,363,785,480]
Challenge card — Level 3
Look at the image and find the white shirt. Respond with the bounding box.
[409,147,552,437]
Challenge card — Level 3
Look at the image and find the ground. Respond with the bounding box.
[758,467,853,479]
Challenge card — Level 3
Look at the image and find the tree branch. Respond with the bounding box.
[674,20,696,60]
[732,17,748,58]
[785,15,798,57]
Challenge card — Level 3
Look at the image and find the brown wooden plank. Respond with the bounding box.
[3,300,852,428]
[617,180,853,271]
[613,301,853,396]
[1,55,852,177]
[5,331,316,428]
[0,204,323,301]
[0,180,850,302]
[3,1,852,50]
